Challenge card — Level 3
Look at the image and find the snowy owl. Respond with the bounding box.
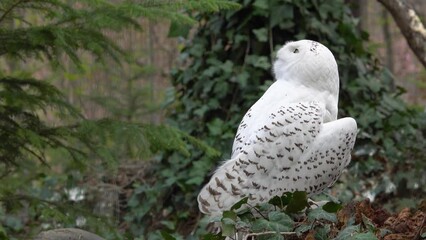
[197,40,357,215]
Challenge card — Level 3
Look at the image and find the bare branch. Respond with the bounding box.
[377,0,426,68]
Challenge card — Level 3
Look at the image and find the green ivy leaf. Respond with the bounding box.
[246,55,271,70]
[270,4,293,27]
[308,208,337,223]
[220,60,234,73]
[295,223,311,236]
[222,210,237,221]
[251,219,270,233]
[160,231,176,240]
[203,233,226,240]
[0,224,7,239]
[268,195,283,208]
[234,71,250,87]
[314,224,331,240]
[252,211,294,233]
[231,197,248,210]
[253,0,268,9]
[335,225,360,240]
[221,217,236,236]
[252,28,268,42]
[207,118,225,136]
[322,201,342,213]
[160,220,175,230]
[268,211,294,228]
[280,192,293,205]
[286,191,308,213]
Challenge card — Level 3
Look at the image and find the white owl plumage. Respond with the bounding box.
[198,40,357,215]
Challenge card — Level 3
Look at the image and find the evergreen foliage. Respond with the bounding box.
[0,0,239,66]
[169,0,426,238]
[0,0,238,239]
[0,77,81,170]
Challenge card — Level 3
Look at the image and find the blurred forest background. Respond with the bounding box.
[0,0,425,239]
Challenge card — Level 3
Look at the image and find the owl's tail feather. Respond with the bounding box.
[198,158,246,216]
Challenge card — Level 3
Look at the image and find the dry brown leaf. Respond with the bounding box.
[383,208,426,239]
[304,230,315,240]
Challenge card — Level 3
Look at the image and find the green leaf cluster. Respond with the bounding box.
[203,192,378,240]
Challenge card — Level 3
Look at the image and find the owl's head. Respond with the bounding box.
[273,40,339,95]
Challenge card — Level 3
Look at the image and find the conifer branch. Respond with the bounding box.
[21,145,49,166]
[0,0,28,24]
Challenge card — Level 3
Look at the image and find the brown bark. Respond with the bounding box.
[377,0,426,68]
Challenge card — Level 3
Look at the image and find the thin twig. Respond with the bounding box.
[246,203,267,219]
[21,145,51,167]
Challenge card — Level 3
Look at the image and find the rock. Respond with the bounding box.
[34,228,105,240]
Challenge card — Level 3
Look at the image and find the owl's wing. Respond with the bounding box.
[231,106,253,158]
[198,102,357,215]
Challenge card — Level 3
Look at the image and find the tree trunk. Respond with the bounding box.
[377,0,426,68]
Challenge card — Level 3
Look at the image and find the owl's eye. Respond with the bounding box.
[293,48,299,53]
